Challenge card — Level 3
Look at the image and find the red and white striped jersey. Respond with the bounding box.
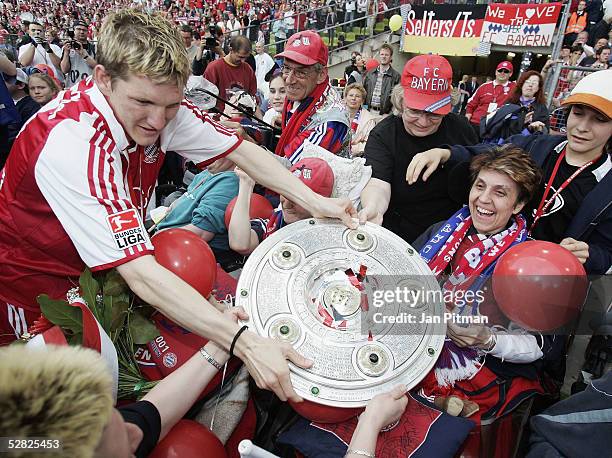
[0,78,242,312]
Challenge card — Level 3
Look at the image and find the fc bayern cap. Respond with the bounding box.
[277,31,328,66]
[562,69,612,118]
[290,158,334,197]
[401,54,453,115]
[496,61,514,73]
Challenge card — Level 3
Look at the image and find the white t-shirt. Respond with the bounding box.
[263,107,281,125]
[254,52,276,97]
[65,49,95,88]
[18,42,63,82]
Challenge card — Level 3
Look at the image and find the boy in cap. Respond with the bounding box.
[229,157,335,254]
[274,30,351,162]
[408,69,612,275]
[465,61,516,138]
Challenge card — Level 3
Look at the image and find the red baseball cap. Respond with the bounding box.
[400,54,453,115]
[290,158,334,197]
[496,61,514,73]
[277,31,328,66]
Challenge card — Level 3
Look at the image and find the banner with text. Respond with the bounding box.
[401,4,488,56]
[480,3,562,48]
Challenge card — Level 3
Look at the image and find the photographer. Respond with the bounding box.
[61,21,97,88]
[18,22,62,78]
[192,25,225,77]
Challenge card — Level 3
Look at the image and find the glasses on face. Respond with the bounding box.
[497,69,511,74]
[402,107,444,122]
[281,64,314,80]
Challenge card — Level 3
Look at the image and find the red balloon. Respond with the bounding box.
[152,229,217,298]
[289,399,363,423]
[492,241,588,331]
[224,194,274,228]
[365,58,380,72]
[149,420,227,458]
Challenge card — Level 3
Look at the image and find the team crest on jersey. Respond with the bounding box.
[143,144,161,164]
[107,209,146,250]
[162,352,177,368]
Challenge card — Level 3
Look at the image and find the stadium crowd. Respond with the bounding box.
[0,0,611,457]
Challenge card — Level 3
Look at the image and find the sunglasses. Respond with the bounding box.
[497,69,511,74]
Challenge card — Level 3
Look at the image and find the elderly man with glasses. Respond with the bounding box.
[465,61,517,139]
[359,55,478,244]
[274,31,351,162]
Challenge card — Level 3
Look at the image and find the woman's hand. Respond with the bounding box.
[237,333,314,402]
[360,385,408,430]
[560,237,589,264]
[357,205,384,225]
[447,323,494,350]
[528,121,546,132]
[406,148,451,184]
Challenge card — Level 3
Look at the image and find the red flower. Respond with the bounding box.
[29,315,54,335]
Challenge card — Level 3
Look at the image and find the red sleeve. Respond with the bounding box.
[465,85,481,115]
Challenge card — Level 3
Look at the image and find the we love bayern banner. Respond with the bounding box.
[480,3,563,48]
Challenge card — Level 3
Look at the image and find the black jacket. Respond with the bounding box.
[363,65,401,115]
[7,96,40,147]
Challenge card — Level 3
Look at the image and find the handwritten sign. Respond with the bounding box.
[480,3,562,47]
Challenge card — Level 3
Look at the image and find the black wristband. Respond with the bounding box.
[229,325,248,358]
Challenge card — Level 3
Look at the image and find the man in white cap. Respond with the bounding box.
[408,69,612,275]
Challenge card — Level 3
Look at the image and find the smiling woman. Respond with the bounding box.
[406,69,612,275]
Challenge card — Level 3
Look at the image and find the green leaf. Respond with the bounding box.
[79,268,100,320]
[128,312,159,344]
[37,294,82,333]
[106,294,130,334]
[67,332,83,346]
[103,269,129,297]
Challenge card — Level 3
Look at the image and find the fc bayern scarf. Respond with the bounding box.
[419,206,527,387]
[419,206,527,314]
[275,81,329,156]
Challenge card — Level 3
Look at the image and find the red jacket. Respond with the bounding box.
[465,80,516,125]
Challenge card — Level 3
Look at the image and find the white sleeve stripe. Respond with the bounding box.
[87,118,137,258]
[88,118,122,214]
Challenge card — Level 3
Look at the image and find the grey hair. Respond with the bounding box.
[313,63,325,73]
[390,84,404,117]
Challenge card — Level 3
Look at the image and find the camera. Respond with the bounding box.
[71,41,81,50]
[205,37,218,48]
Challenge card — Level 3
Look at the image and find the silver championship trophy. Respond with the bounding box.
[236,219,445,419]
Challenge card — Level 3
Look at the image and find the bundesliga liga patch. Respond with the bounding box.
[106,209,147,250]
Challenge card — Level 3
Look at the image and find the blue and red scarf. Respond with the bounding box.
[419,206,528,386]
